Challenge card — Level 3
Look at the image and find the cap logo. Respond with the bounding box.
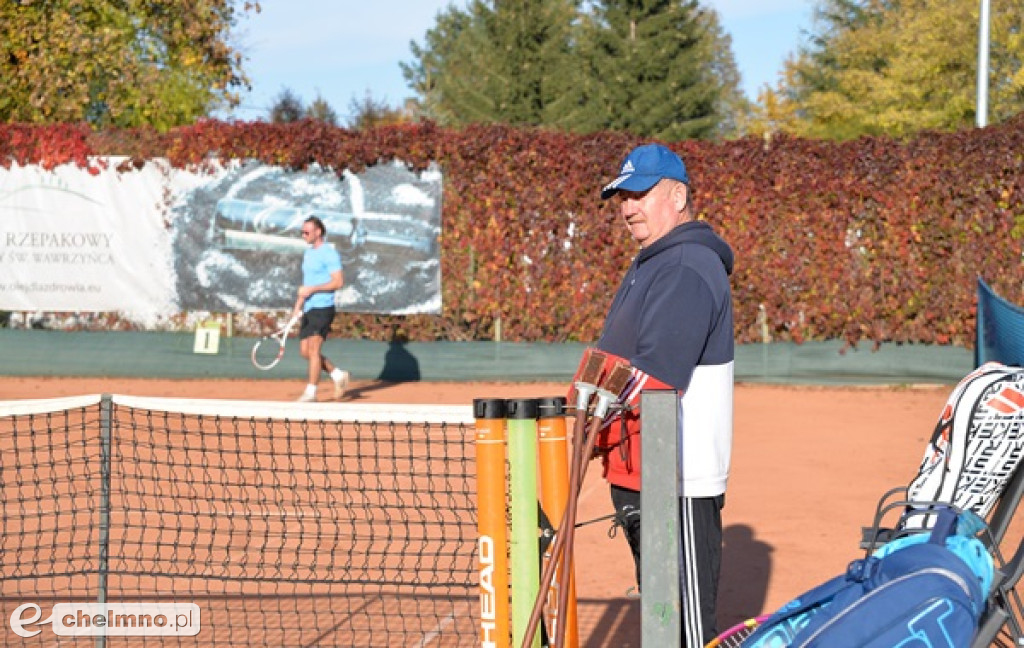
[601,143,688,200]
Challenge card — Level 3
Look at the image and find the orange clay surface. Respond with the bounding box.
[1,376,1021,647]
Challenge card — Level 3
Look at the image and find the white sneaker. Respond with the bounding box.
[332,370,350,400]
[297,391,316,403]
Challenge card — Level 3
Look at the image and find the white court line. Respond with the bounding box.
[409,600,470,648]
[15,504,424,519]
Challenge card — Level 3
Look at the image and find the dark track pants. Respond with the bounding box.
[610,484,724,646]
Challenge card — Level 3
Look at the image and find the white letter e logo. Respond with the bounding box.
[10,603,48,638]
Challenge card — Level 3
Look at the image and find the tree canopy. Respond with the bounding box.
[402,0,744,139]
[567,0,744,139]
[402,0,578,128]
[346,91,408,130]
[0,0,261,130]
[269,88,305,124]
[267,88,341,125]
[748,0,1024,139]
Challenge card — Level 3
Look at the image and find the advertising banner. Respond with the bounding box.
[0,160,180,318]
[0,159,442,322]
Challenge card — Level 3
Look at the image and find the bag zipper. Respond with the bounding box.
[796,567,976,647]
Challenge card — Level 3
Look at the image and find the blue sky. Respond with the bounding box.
[224,0,816,123]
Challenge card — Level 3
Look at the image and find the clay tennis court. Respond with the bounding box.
[1,376,1021,646]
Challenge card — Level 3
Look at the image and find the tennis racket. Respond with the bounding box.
[704,615,771,648]
[251,312,301,370]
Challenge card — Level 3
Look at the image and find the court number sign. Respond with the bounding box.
[193,322,221,355]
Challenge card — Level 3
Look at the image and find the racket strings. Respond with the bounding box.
[252,338,284,370]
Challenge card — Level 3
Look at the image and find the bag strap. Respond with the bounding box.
[754,560,871,629]
[928,506,959,546]
[751,507,971,645]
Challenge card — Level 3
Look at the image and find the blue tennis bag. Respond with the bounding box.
[743,507,992,647]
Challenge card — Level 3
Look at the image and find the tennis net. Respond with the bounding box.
[0,394,478,646]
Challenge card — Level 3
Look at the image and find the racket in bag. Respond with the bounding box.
[742,507,991,648]
[903,362,1024,531]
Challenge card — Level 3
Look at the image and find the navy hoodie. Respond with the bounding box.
[596,220,734,496]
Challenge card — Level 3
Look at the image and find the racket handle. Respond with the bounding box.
[521,413,601,648]
[554,416,602,648]
[520,409,586,648]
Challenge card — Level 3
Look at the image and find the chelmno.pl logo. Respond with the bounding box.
[10,603,200,637]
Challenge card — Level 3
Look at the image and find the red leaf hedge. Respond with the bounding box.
[2,118,1022,346]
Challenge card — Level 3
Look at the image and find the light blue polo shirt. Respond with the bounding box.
[301,243,342,311]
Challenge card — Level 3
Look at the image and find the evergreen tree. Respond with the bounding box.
[402,0,578,127]
[404,0,742,138]
[402,4,481,124]
[559,0,740,139]
[699,8,747,137]
[269,88,304,124]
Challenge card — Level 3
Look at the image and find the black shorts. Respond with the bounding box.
[299,307,335,340]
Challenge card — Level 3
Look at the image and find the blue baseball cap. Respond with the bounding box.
[600,143,689,200]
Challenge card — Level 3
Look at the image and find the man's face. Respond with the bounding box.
[616,180,685,247]
[301,223,322,245]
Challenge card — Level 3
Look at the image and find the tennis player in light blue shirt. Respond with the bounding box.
[292,216,349,402]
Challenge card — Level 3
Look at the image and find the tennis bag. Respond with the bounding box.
[742,507,991,648]
[904,362,1024,531]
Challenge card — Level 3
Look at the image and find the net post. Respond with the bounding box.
[641,390,681,646]
[537,396,578,648]
[96,394,113,648]
[506,398,541,648]
[474,398,511,648]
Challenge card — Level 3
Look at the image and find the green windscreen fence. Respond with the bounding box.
[0,329,974,385]
[977,277,1024,368]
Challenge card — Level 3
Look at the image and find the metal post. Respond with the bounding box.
[96,394,112,648]
[641,390,681,646]
[977,0,991,128]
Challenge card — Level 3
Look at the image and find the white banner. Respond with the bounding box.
[0,159,443,323]
[0,160,186,319]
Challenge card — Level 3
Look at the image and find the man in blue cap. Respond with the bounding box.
[593,143,735,645]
